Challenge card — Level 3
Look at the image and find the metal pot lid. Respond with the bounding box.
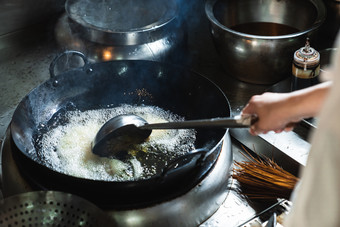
[65,0,178,32]
[65,0,179,45]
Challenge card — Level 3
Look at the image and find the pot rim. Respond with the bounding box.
[65,0,178,36]
[205,0,326,40]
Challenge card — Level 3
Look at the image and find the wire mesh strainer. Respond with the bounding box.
[0,191,115,227]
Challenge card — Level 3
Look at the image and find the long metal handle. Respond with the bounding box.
[139,115,257,130]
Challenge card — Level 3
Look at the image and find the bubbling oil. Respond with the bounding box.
[36,104,196,181]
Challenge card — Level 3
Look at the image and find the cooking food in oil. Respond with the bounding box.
[35,104,196,181]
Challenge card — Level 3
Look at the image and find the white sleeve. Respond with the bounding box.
[284,33,340,227]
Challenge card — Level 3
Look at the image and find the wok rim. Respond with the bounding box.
[10,59,231,186]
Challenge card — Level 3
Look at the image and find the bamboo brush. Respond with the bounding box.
[232,147,299,201]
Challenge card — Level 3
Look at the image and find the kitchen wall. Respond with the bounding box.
[0,0,65,35]
[0,0,65,61]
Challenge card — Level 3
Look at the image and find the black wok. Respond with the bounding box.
[10,51,232,209]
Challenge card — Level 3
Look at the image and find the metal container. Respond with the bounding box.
[56,0,185,62]
[205,0,326,85]
[65,0,178,46]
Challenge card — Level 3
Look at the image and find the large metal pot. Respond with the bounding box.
[65,0,178,45]
[205,0,326,84]
[10,52,232,209]
[56,0,185,62]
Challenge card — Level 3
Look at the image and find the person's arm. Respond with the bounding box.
[241,81,332,135]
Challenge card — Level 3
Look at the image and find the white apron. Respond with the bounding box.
[284,34,340,227]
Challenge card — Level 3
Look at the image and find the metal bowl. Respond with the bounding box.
[205,0,326,84]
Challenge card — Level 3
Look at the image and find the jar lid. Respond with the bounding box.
[294,38,320,67]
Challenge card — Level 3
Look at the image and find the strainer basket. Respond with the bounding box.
[0,191,115,227]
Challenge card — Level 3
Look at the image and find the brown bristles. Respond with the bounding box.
[232,147,299,200]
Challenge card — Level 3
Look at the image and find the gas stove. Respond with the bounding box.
[0,41,303,227]
[0,1,311,226]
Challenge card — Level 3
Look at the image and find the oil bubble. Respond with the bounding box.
[86,68,93,74]
[52,80,59,87]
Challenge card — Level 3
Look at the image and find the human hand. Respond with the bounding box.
[241,92,302,135]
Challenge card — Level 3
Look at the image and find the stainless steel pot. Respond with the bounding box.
[205,0,326,84]
[56,0,185,62]
[65,0,178,45]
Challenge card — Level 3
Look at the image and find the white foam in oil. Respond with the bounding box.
[38,105,196,181]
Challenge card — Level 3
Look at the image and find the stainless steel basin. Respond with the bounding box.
[205,0,326,84]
